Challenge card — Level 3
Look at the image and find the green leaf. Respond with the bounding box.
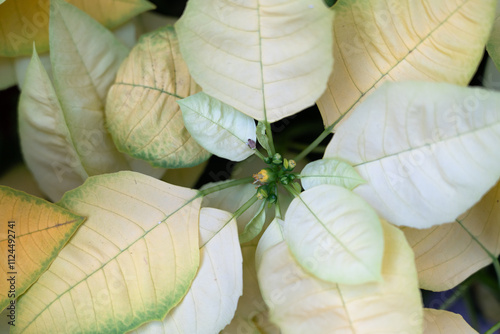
[131,208,242,334]
[256,220,423,334]
[175,0,334,122]
[106,26,211,168]
[325,81,500,229]
[283,184,383,284]
[18,48,87,202]
[239,201,267,244]
[300,158,365,190]
[49,0,130,175]
[13,172,201,334]
[0,186,85,311]
[256,122,272,156]
[178,92,257,161]
[318,0,496,128]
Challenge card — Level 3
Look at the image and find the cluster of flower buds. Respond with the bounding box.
[253,152,299,203]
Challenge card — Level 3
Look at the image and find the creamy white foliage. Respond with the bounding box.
[133,208,242,334]
[49,0,130,175]
[179,92,257,161]
[283,184,383,284]
[256,220,423,334]
[18,49,87,202]
[300,158,365,190]
[423,309,477,334]
[325,81,500,229]
[175,0,334,122]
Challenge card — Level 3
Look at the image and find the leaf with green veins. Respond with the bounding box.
[401,181,500,292]
[300,158,365,190]
[131,208,242,334]
[49,0,130,176]
[0,186,85,311]
[423,309,477,334]
[256,122,272,156]
[283,184,384,284]
[106,26,211,168]
[256,219,422,334]
[0,0,154,57]
[178,92,257,161]
[175,0,334,122]
[317,0,496,128]
[240,201,267,244]
[13,172,201,334]
[325,81,500,229]
[18,48,87,202]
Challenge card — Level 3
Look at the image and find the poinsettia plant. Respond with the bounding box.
[1,0,500,333]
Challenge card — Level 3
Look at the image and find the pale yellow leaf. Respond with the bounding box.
[49,0,130,175]
[106,26,210,168]
[402,182,500,291]
[325,81,500,228]
[13,172,201,334]
[423,309,477,334]
[131,208,242,334]
[283,185,383,284]
[0,186,85,311]
[0,0,154,57]
[175,0,334,122]
[318,0,496,128]
[256,220,423,334]
[18,48,87,202]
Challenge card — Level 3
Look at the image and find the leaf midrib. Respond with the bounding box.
[21,189,202,333]
[332,0,471,128]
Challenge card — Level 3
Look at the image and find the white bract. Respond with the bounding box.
[326,81,500,229]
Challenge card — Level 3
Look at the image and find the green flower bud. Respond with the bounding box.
[272,153,282,165]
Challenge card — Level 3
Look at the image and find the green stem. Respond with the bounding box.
[294,124,333,162]
[288,142,327,155]
[275,195,282,219]
[486,321,500,334]
[234,194,259,219]
[265,121,276,156]
[198,177,254,197]
[439,281,471,310]
[254,149,267,161]
[294,109,354,162]
[283,183,300,198]
[456,219,500,289]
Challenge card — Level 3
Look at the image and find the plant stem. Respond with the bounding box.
[234,194,259,219]
[456,219,500,289]
[294,123,333,162]
[486,321,500,334]
[275,196,282,219]
[254,149,267,161]
[294,110,353,162]
[265,121,276,156]
[438,281,471,310]
[283,183,300,198]
[198,177,254,197]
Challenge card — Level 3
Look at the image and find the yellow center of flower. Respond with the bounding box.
[253,169,270,184]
